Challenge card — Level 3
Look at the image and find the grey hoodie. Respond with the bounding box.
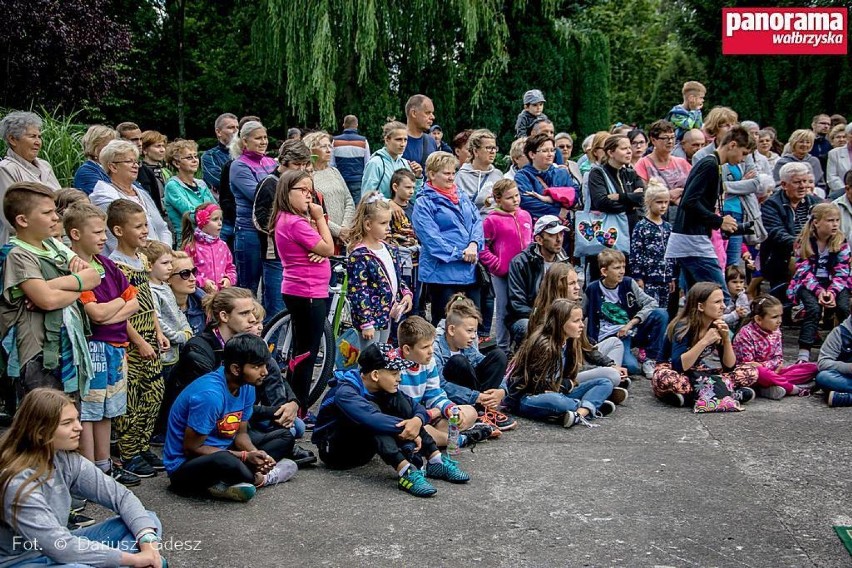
[454,163,505,215]
[818,316,852,375]
[0,452,157,567]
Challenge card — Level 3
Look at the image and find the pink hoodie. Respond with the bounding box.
[480,208,533,277]
[186,238,237,291]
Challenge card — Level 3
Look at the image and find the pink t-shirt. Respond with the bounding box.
[634,155,692,190]
[274,212,331,298]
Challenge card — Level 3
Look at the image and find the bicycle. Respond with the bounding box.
[262,256,351,407]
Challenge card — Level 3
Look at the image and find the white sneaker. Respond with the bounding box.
[262,459,298,487]
[758,385,786,400]
[642,359,657,379]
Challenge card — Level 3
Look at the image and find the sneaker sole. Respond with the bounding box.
[609,388,629,405]
[116,477,142,487]
[209,483,257,502]
[759,386,786,400]
[123,468,157,478]
[495,421,517,432]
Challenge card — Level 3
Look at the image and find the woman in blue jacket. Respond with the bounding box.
[412,152,484,325]
[514,133,580,222]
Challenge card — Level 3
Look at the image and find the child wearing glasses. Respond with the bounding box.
[181,202,236,293]
[107,199,170,480]
[66,203,142,486]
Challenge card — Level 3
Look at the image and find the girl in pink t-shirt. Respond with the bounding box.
[181,202,237,293]
[271,171,334,411]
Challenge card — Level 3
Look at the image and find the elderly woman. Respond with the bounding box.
[773,129,826,194]
[455,129,505,214]
[412,151,484,325]
[229,121,276,293]
[829,124,848,149]
[515,133,580,222]
[73,125,117,194]
[163,139,216,232]
[302,131,355,242]
[635,120,692,205]
[0,111,61,243]
[90,140,172,253]
[136,131,171,217]
[827,123,852,198]
[756,129,781,173]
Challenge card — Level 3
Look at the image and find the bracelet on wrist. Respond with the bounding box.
[72,273,83,292]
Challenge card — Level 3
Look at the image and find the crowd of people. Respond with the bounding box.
[0,80,851,564]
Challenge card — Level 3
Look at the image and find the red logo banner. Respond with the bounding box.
[722,8,847,55]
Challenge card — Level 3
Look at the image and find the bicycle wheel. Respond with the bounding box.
[263,309,334,408]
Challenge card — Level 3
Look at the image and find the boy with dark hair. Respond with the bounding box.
[312,342,470,497]
[65,203,141,487]
[433,296,514,430]
[164,333,297,502]
[0,182,100,401]
[388,168,421,318]
[666,81,706,142]
[106,199,170,479]
[514,89,549,139]
[585,249,669,379]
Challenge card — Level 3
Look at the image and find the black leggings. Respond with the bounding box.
[283,294,328,408]
[443,350,507,393]
[317,391,439,470]
[168,429,293,495]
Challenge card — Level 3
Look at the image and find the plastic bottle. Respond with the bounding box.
[447,406,461,456]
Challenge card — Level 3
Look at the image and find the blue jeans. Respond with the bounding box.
[261,259,284,324]
[510,318,529,348]
[724,210,744,268]
[235,226,262,295]
[617,308,669,374]
[290,417,306,439]
[515,378,613,421]
[491,275,510,351]
[10,512,162,567]
[677,256,731,303]
[816,370,852,393]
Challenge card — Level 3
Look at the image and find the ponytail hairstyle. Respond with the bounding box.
[180,202,219,251]
[444,294,482,327]
[511,299,583,394]
[643,178,670,209]
[797,202,844,258]
[342,191,392,247]
[749,294,782,324]
[201,287,255,325]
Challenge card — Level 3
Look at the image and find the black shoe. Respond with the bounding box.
[659,392,685,407]
[140,449,165,471]
[618,376,632,389]
[460,423,494,446]
[70,497,86,514]
[110,465,142,487]
[597,400,616,417]
[123,455,157,478]
[290,445,317,468]
[733,387,756,405]
[608,387,629,405]
[149,433,166,447]
[68,513,96,529]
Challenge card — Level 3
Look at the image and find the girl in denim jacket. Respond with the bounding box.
[345,192,413,350]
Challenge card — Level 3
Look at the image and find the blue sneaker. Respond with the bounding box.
[207,482,256,502]
[398,467,437,497]
[426,454,470,484]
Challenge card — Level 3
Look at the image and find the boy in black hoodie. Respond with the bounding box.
[312,343,470,497]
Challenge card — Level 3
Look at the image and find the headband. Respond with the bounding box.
[195,203,220,229]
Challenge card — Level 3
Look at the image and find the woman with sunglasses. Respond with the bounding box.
[168,251,206,335]
[634,120,692,208]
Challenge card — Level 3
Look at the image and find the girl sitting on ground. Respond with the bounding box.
[733,294,818,400]
[651,282,758,408]
[506,299,616,428]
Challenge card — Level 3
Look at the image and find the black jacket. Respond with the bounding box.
[172,328,222,389]
[254,173,279,260]
[251,357,300,431]
[136,163,167,216]
[218,160,237,226]
[506,243,569,326]
[759,189,819,283]
[588,163,645,230]
[672,153,724,237]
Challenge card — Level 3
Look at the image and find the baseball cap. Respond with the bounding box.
[358,343,416,374]
[534,215,566,236]
[523,89,546,105]
[430,124,443,133]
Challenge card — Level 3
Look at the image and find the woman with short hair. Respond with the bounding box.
[163,139,216,232]
[302,131,355,241]
[773,129,826,193]
[136,130,171,216]
[90,140,173,253]
[635,120,692,206]
[515,133,580,221]
[73,125,117,194]
[455,129,504,214]
[0,111,61,244]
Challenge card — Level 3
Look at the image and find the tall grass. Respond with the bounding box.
[0,107,86,187]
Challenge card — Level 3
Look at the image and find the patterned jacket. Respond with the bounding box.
[630,217,674,284]
[347,243,412,331]
[787,237,851,302]
[733,320,783,370]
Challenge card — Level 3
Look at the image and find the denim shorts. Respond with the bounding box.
[80,341,128,421]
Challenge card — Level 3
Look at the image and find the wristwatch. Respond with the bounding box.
[138,533,161,545]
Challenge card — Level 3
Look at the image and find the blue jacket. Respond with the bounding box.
[412,184,484,285]
[312,369,430,443]
[201,143,231,192]
[361,147,423,198]
[332,129,370,183]
[185,289,207,336]
[73,160,111,195]
[432,331,510,405]
[515,164,577,220]
[583,277,658,342]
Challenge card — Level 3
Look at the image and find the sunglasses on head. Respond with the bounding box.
[171,267,198,280]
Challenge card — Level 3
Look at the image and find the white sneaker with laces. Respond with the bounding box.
[263,459,298,487]
[642,359,657,379]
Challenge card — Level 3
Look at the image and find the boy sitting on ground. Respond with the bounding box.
[433,296,515,431]
[398,316,496,446]
[312,343,470,497]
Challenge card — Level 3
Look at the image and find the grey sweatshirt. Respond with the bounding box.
[0,452,157,567]
[818,317,852,375]
[151,282,192,365]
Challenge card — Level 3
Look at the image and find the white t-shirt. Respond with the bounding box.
[373,244,398,298]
